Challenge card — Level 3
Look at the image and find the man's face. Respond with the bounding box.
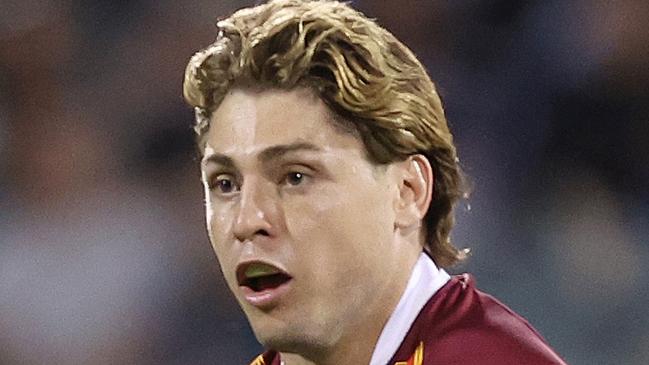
[200,88,408,352]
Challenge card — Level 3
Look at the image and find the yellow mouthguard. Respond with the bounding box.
[245,264,280,279]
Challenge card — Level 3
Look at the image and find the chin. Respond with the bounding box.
[257,332,313,354]
[253,322,331,356]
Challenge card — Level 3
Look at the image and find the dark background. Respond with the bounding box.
[1,1,647,364]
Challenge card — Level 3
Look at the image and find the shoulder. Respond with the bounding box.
[392,274,568,365]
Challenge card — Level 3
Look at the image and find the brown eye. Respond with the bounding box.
[285,172,305,186]
[214,176,238,194]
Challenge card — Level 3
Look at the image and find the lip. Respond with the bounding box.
[236,260,293,309]
[239,278,293,309]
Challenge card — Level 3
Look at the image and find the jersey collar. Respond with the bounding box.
[369,252,451,365]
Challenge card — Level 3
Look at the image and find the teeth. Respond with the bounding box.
[245,264,280,279]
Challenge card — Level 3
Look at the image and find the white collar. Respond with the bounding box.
[369,252,451,365]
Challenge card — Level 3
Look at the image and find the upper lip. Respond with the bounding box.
[235,260,291,287]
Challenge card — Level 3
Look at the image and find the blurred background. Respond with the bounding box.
[1,0,647,363]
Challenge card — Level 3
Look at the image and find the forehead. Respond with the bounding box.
[203,87,363,160]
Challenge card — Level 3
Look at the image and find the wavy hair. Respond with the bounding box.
[183,0,467,267]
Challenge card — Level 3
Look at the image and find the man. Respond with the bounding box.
[182,1,567,364]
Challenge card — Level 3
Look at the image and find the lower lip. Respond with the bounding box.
[240,279,293,309]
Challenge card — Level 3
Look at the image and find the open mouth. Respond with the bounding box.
[236,262,293,292]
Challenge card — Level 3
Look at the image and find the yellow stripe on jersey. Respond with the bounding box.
[395,341,424,365]
[250,354,265,365]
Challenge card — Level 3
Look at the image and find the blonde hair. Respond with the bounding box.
[183,0,467,267]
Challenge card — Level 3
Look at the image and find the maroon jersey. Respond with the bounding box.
[250,274,567,365]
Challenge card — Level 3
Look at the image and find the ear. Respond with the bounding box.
[394,154,434,230]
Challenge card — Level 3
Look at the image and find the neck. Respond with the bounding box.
[280,322,382,365]
[282,247,421,365]
[280,353,316,365]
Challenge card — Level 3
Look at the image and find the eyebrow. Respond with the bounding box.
[202,142,323,168]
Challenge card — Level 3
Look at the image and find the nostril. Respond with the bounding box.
[234,228,271,243]
[256,229,270,237]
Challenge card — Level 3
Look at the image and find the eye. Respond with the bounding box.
[212,175,239,194]
[284,171,307,186]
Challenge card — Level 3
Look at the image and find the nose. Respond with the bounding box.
[232,178,276,242]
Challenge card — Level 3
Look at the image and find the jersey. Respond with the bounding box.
[249,274,567,365]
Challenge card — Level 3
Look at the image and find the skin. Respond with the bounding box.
[200,87,433,365]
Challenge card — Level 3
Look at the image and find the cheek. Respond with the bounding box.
[283,185,394,264]
[203,183,216,231]
[204,191,230,238]
[207,210,232,250]
[204,196,237,274]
